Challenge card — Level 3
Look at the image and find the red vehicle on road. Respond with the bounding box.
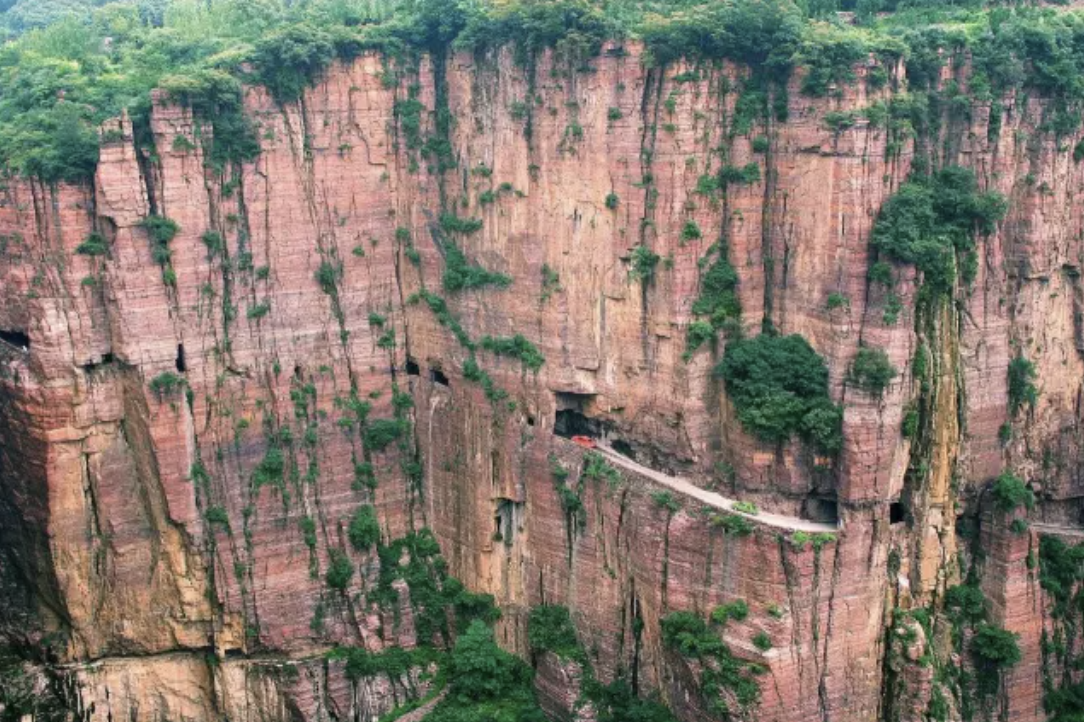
[571,435,597,449]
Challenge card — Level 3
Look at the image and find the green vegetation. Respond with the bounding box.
[1008,354,1038,416]
[629,244,660,283]
[686,243,741,356]
[325,548,354,590]
[716,332,842,453]
[348,504,381,551]
[427,620,545,722]
[991,471,1034,514]
[479,334,544,371]
[848,346,896,397]
[364,418,407,452]
[442,242,511,293]
[752,631,772,651]
[142,215,179,266]
[871,167,1006,295]
[711,600,749,625]
[149,371,185,399]
[732,500,758,515]
[528,605,582,661]
[605,192,619,209]
[660,610,762,717]
[75,232,108,257]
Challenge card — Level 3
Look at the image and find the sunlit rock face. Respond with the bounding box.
[0,42,1078,722]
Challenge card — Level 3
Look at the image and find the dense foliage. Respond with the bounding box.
[10,0,1084,185]
[716,332,842,453]
[871,167,1006,294]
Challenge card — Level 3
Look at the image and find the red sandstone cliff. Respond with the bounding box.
[0,43,1080,722]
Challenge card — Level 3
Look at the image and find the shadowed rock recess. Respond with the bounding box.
[6,1,1084,720]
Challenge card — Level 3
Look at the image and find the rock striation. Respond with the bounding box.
[0,41,1082,722]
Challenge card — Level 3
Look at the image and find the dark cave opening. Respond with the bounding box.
[554,392,600,439]
[890,502,905,525]
[406,357,421,376]
[0,329,29,351]
[430,367,449,387]
[803,496,840,524]
[175,344,186,373]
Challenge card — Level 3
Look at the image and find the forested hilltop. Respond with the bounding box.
[0,0,1082,184]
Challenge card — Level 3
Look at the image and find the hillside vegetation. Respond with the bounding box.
[0,0,1082,182]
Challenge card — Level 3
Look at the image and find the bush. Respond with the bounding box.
[149,371,184,399]
[716,333,842,453]
[1008,354,1038,416]
[348,505,380,551]
[991,471,1034,514]
[480,334,544,371]
[681,220,702,241]
[528,605,581,660]
[629,244,660,282]
[325,549,354,590]
[605,192,619,209]
[871,167,1006,294]
[75,232,108,257]
[142,215,179,266]
[711,600,749,625]
[442,242,511,292]
[752,631,772,651]
[205,505,230,527]
[440,213,483,235]
[251,24,335,103]
[971,623,1021,670]
[849,347,897,396]
[364,418,406,452]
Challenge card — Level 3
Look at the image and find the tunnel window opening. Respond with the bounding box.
[294,364,303,379]
[890,502,905,525]
[494,498,518,547]
[526,414,536,427]
[82,353,116,372]
[803,496,840,524]
[0,329,29,351]
[430,367,450,387]
[406,358,421,376]
[175,344,187,373]
[611,438,635,459]
[554,392,600,439]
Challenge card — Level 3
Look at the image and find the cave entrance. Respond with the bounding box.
[803,496,839,524]
[406,357,421,376]
[494,498,520,547]
[430,367,449,387]
[0,329,29,352]
[175,344,186,373]
[890,501,905,525]
[554,392,600,439]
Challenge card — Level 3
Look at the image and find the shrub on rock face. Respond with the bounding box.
[991,471,1034,514]
[325,549,354,590]
[716,332,842,453]
[348,505,380,551]
[849,347,897,397]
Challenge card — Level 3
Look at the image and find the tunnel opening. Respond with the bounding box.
[406,358,421,376]
[175,344,187,373]
[82,353,116,372]
[430,367,449,387]
[554,392,600,439]
[803,496,840,524]
[890,502,905,525]
[0,329,29,351]
[494,498,519,547]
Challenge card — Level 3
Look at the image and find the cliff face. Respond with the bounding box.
[0,42,1081,722]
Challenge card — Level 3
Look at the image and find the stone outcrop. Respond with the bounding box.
[1,40,1082,722]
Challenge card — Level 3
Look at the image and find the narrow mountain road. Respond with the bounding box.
[594,446,840,533]
[1031,522,1084,539]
